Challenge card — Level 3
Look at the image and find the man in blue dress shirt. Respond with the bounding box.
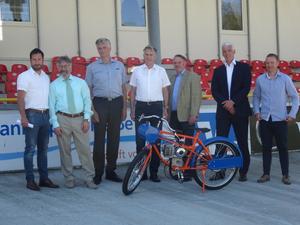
[253,53,299,185]
[49,56,97,189]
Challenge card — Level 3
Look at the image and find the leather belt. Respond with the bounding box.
[26,108,49,113]
[136,101,163,106]
[94,96,122,102]
[57,111,84,118]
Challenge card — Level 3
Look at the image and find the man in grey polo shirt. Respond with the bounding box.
[86,38,127,185]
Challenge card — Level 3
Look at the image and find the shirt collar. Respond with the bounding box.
[266,70,281,79]
[59,74,74,81]
[177,69,185,76]
[142,63,158,70]
[29,67,45,76]
[224,59,236,67]
[98,58,116,64]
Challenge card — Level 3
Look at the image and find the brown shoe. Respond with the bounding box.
[257,174,270,183]
[26,180,40,191]
[39,178,59,188]
[282,176,291,185]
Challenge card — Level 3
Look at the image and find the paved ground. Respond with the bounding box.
[0,152,299,225]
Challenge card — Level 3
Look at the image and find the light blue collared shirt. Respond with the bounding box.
[172,70,185,111]
[85,59,126,98]
[253,71,299,121]
[49,74,92,128]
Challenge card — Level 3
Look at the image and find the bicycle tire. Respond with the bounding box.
[122,148,150,195]
[193,140,240,190]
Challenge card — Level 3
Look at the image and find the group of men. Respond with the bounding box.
[16,38,299,191]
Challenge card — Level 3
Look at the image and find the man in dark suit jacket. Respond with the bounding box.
[211,42,252,181]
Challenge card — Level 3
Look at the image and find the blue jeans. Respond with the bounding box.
[24,110,50,181]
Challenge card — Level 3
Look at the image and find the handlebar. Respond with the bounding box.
[138,114,175,132]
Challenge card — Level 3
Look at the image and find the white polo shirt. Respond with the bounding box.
[130,64,170,101]
[17,67,50,109]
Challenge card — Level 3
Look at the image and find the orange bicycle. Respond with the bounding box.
[122,115,243,195]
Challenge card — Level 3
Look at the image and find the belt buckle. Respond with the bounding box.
[108,97,113,101]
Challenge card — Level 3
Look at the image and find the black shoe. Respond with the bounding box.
[238,174,248,182]
[209,170,225,181]
[106,171,123,182]
[150,174,161,182]
[26,180,40,191]
[39,178,59,188]
[93,175,102,185]
[141,173,148,181]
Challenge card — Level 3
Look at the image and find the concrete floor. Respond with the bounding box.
[0,152,299,225]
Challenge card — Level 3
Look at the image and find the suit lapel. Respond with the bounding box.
[221,66,229,99]
[179,70,188,97]
[230,62,239,97]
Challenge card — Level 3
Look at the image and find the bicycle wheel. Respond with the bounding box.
[122,148,150,195]
[193,140,239,190]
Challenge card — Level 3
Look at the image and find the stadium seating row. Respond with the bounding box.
[1,57,300,103]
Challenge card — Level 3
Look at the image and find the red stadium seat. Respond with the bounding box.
[72,64,86,79]
[111,56,125,64]
[11,64,27,75]
[210,59,223,68]
[251,60,264,68]
[71,56,87,65]
[51,56,60,81]
[193,65,206,75]
[292,73,300,82]
[296,88,300,93]
[290,60,300,68]
[6,92,17,98]
[279,60,289,68]
[280,66,292,75]
[126,57,142,68]
[240,59,250,65]
[42,65,50,74]
[251,80,256,88]
[251,65,265,74]
[251,72,261,80]
[194,59,208,67]
[89,57,99,63]
[5,81,17,93]
[200,78,210,91]
[0,64,8,74]
[161,58,173,65]
[6,72,19,82]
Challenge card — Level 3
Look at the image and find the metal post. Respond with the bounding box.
[147,0,161,63]
[184,0,189,59]
[76,0,81,56]
[35,0,40,48]
[246,0,251,60]
[275,0,280,57]
[114,0,119,56]
[216,0,221,59]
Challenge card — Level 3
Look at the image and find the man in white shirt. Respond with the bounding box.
[17,48,59,191]
[130,45,170,182]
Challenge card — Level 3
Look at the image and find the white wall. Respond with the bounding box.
[277,0,300,60]
[248,0,277,60]
[187,0,219,60]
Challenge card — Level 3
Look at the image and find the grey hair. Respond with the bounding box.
[143,45,157,53]
[222,42,235,50]
[57,56,71,64]
[95,38,111,46]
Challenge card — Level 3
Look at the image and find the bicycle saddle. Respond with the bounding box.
[194,128,211,133]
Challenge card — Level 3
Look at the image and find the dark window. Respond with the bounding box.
[121,0,146,27]
[0,0,30,22]
[222,0,243,31]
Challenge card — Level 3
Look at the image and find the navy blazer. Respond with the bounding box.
[211,61,252,117]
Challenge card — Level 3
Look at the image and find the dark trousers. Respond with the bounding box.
[24,110,49,182]
[216,114,250,176]
[169,111,195,146]
[259,119,288,176]
[135,101,163,175]
[93,96,123,176]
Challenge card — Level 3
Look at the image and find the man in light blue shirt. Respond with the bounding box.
[49,56,96,189]
[253,53,299,185]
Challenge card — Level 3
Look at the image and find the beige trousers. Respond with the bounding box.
[57,114,95,182]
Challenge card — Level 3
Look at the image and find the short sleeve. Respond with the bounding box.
[129,68,137,87]
[17,73,29,92]
[85,64,93,87]
[121,63,127,84]
[161,68,171,87]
